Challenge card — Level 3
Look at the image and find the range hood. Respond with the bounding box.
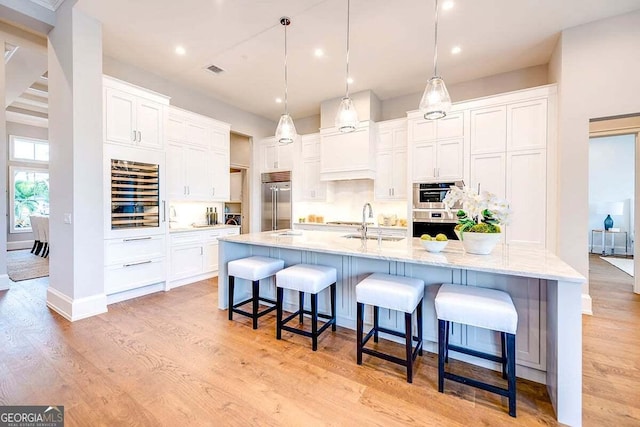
[319,91,381,181]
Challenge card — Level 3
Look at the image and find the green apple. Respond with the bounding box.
[420,234,433,241]
[435,233,448,241]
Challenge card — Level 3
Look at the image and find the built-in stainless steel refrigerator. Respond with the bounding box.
[261,171,292,231]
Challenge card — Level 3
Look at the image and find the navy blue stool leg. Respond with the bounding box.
[373,305,379,343]
[438,319,446,392]
[501,332,507,379]
[299,291,304,324]
[311,293,318,351]
[507,333,517,417]
[252,280,259,329]
[404,312,413,383]
[330,283,337,331]
[228,276,235,321]
[276,287,284,340]
[356,302,364,365]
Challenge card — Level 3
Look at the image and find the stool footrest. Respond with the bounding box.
[361,327,424,363]
[281,309,332,325]
[362,348,407,366]
[232,304,277,319]
[447,344,504,364]
[444,372,509,397]
[280,319,335,339]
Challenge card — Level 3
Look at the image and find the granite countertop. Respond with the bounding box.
[294,222,408,231]
[218,229,584,283]
[169,224,240,233]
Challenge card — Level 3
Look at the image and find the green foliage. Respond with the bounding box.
[14,178,49,228]
[455,209,501,234]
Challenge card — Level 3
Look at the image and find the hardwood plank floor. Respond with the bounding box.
[0,256,638,426]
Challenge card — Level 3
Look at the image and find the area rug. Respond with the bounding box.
[7,249,49,282]
[600,256,634,277]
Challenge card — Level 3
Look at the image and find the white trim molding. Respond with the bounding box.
[46,288,108,321]
[0,274,11,291]
[8,240,34,251]
[582,293,593,315]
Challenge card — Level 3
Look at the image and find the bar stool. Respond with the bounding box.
[356,273,424,383]
[228,256,284,329]
[435,283,518,417]
[275,264,337,351]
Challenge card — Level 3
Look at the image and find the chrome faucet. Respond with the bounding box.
[361,202,374,241]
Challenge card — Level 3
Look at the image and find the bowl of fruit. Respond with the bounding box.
[419,233,448,253]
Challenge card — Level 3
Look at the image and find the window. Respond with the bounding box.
[10,135,49,163]
[9,168,50,233]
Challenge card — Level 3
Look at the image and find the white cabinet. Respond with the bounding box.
[261,137,294,172]
[319,122,377,181]
[103,76,168,150]
[507,99,548,151]
[470,106,507,154]
[300,133,329,201]
[411,139,463,182]
[375,120,407,200]
[104,234,166,296]
[169,227,239,287]
[409,112,465,183]
[470,152,506,198]
[166,108,231,202]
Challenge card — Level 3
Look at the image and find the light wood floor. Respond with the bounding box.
[0,256,638,426]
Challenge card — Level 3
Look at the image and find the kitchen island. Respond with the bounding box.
[218,230,584,426]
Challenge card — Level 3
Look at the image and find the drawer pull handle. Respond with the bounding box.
[123,260,152,268]
[123,237,153,242]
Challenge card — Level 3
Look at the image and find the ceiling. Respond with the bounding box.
[69,0,640,121]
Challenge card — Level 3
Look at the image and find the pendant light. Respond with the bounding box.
[419,0,451,120]
[275,17,297,144]
[335,0,358,132]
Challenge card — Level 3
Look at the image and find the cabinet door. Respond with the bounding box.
[470,153,506,198]
[506,149,546,247]
[211,127,230,152]
[136,98,164,150]
[203,241,219,272]
[436,112,464,139]
[211,149,230,201]
[185,146,211,200]
[170,245,203,280]
[301,159,325,200]
[412,141,437,182]
[436,138,464,180]
[470,106,507,154]
[377,129,394,152]
[374,151,394,200]
[167,114,186,143]
[186,121,209,148]
[392,148,407,199]
[263,142,278,171]
[301,134,320,159]
[104,88,136,145]
[166,143,187,200]
[507,99,547,151]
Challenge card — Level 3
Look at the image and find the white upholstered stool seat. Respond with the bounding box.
[276,264,337,294]
[435,284,517,334]
[356,273,425,383]
[228,256,284,329]
[356,273,424,313]
[435,283,518,417]
[228,256,284,281]
[276,264,337,351]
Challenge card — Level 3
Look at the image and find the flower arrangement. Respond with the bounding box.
[443,186,511,233]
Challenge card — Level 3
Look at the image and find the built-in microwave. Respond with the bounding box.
[412,181,463,209]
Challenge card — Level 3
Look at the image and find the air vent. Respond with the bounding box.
[205,64,225,75]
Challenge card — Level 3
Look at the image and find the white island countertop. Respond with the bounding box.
[219,229,584,283]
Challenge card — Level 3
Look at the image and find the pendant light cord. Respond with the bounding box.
[433,0,439,77]
[284,19,289,115]
[345,0,351,97]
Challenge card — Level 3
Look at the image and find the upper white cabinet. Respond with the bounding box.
[167,107,231,202]
[507,99,548,151]
[261,137,294,172]
[319,122,377,181]
[408,112,465,182]
[300,133,330,201]
[103,76,169,150]
[470,106,507,154]
[375,119,407,200]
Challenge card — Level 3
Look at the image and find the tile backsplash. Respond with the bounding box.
[170,202,224,228]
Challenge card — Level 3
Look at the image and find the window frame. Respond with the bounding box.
[9,135,49,164]
[9,165,50,234]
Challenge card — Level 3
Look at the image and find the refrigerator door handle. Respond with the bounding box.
[273,188,278,230]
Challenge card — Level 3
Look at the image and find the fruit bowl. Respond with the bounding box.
[420,239,448,253]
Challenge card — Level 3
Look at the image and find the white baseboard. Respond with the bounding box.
[106,282,165,305]
[8,240,34,251]
[0,274,11,291]
[168,271,217,290]
[582,293,593,315]
[46,288,108,321]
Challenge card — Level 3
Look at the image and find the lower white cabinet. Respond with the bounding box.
[169,227,239,287]
[104,234,166,296]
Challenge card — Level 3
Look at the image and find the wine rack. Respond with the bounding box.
[110,159,159,230]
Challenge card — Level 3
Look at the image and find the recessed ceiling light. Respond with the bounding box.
[175,46,186,55]
[451,46,462,55]
[314,48,324,57]
[347,77,354,84]
[275,98,283,103]
[442,1,454,10]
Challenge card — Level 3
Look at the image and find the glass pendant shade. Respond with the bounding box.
[419,76,451,120]
[335,96,359,132]
[275,113,297,144]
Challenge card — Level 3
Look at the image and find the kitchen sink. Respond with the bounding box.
[342,233,405,242]
[273,230,304,236]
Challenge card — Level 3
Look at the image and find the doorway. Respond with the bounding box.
[589,115,640,294]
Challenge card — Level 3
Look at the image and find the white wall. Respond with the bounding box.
[588,135,635,253]
[555,10,640,303]
[0,37,8,290]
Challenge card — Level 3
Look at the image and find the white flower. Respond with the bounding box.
[444,185,511,227]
